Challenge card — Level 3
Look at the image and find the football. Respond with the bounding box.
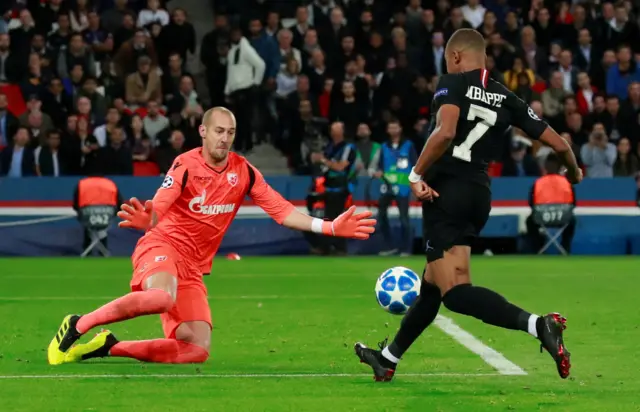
[375,267,421,314]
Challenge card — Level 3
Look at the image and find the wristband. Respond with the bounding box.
[311,218,324,233]
[408,167,422,183]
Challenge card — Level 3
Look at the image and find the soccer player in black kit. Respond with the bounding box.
[355,29,583,381]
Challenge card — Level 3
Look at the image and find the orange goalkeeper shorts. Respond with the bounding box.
[131,241,212,339]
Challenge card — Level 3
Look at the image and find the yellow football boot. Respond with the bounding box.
[47,315,82,365]
[64,330,119,363]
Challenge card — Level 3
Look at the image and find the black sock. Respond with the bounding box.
[442,284,533,333]
[381,280,441,367]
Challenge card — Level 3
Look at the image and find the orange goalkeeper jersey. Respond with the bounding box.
[137,149,295,274]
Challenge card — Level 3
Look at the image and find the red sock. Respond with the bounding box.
[76,289,174,334]
[110,339,209,363]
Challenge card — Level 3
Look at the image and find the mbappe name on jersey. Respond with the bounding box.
[465,86,506,108]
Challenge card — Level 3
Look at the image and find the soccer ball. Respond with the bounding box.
[375,267,421,315]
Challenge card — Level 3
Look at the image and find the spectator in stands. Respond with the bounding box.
[225,24,265,154]
[581,123,617,178]
[102,0,135,34]
[565,112,588,147]
[613,137,639,177]
[461,0,486,29]
[0,92,18,148]
[9,9,36,59]
[423,31,446,79]
[47,13,73,56]
[248,17,279,90]
[609,4,640,52]
[97,125,133,175]
[520,25,547,77]
[113,12,136,53]
[34,129,67,176]
[95,107,127,148]
[114,29,157,77]
[601,95,624,143]
[70,0,91,33]
[138,0,170,29]
[542,71,570,118]
[575,71,597,115]
[501,139,540,177]
[0,33,21,84]
[125,55,161,109]
[503,57,534,92]
[277,29,302,73]
[330,79,367,140]
[574,28,598,73]
[292,5,312,50]
[19,95,53,138]
[156,129,185,173]
[607,45,640,100]
[80,76,108,122]
[620,82,640,140]
[0,127,35,177]
[354,123,378,174]
[557,50,578,93]
[142,100,168,144]
[157,8,196,67]
[168,74,202,123]
[83,11,114,62]
[444,7,472,39]
[130,114,152,162]
[72,115,99,175]
[57,33,96,79]
[276,57,299,99]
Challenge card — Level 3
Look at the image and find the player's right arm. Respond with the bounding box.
[509,94,582,184]
[118,158,187,230]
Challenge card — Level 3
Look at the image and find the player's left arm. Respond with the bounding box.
[247,163,375,239]
[411,75,462,179]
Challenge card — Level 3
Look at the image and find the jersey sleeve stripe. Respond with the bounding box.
[246,163,256,195]
[481,69,488,88]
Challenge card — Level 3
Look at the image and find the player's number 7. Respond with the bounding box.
[452,104,497,162]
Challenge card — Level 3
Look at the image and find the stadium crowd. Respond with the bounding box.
[0,0,640,181]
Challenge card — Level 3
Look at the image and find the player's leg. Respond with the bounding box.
[47,246,178,365]
[355,202,442,382]
[431,245,570,378]
[67,280,212,364]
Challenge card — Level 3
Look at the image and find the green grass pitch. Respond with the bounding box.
[0,256,639,411]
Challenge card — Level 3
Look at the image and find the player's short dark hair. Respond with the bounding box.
[446,28,486,54]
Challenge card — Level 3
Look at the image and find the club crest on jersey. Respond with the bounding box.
[227,172,238,187]
[434,88,448,98]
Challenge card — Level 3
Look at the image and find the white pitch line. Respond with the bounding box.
[0,295,369,301]
[0,372,501,380]
[434,315,527,376]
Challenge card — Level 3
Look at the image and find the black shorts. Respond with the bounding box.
[422,176,491,262]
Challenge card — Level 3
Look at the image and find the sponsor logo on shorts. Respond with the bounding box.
[161,175,174,189]
[155,256,167,262]
[188,190,236,215]
[227,172,238,187]
[434,88,448,98]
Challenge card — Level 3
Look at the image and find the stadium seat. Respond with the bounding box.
[79,205,117,257]
[531,204,575,255]
[133,161,161,176]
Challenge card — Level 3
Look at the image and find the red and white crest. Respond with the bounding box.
[227,172,238,187]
